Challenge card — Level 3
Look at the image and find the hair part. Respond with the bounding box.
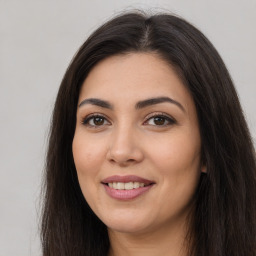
[41,10,256,256]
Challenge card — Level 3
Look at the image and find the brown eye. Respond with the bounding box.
[82,115,110,127]
[153,116,166,125]
[145,114,176,126]
[93,117,104,126]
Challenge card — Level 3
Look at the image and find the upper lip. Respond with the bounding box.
[101,175,155,185]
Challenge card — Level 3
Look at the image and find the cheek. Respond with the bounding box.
[149,131,201,172]
[72,132,108,209]
[148,131,201,199]
[72,132,108,193]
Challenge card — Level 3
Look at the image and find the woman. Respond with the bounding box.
[41,11,256,256]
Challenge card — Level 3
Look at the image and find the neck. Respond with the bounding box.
[108,218,191,256]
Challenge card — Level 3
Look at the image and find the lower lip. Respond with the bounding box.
[103,184,154,200]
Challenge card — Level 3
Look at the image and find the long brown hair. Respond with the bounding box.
[41,11,256,256]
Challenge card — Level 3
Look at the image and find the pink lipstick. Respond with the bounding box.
[101,175,155,200]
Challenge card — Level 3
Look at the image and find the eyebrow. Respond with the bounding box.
[78,96,185,112]
[135,97,185,112]
[78,98,113,109]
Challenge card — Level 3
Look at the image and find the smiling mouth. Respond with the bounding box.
[101,175,155,200]
[105,181,152,190]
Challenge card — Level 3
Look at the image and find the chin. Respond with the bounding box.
[102,211,152,234]
[107,221,149,234]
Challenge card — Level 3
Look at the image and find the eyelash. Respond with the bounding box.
[81,112,176,128]
[81,113,110,128]
[144,112,176,126]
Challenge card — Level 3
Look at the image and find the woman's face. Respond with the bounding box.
[72,53,202,234]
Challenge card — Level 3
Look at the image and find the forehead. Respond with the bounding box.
[79,52,193,110]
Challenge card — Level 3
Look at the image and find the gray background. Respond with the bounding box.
[1,0,255,255]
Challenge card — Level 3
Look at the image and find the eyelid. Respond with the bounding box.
[81,113,111,126]
[143,112,176,125]
[80,111,176,127]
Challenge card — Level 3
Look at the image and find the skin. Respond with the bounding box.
[72,52,203,256]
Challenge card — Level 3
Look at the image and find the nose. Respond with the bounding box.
[106,125,144,166]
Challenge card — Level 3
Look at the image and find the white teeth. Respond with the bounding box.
[134,182,140,188]
[124,182,133,190]
[117,182,124,189]
[108,182,146,190]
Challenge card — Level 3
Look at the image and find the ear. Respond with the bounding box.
[201,165,207,173]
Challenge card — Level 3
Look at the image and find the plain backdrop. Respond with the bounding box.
[0,0,255,255]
